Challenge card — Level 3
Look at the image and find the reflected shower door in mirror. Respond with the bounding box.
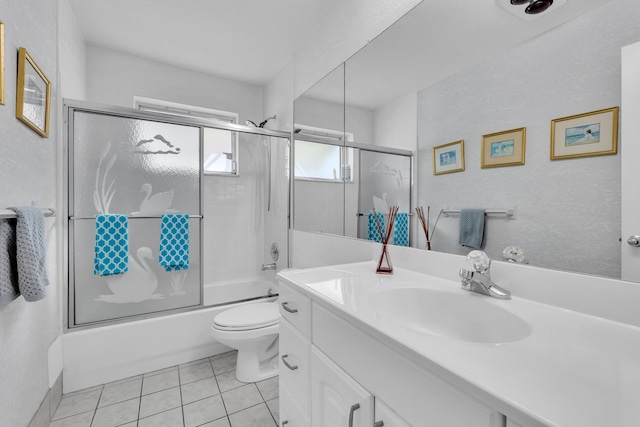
[357,150,412,246]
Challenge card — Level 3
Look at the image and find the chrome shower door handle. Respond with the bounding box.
[281,354,298,371]
[348,403,360,427]
[281,302,298,314]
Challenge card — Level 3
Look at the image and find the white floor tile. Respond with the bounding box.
[179,360,214,384]
[138,407,184,427]
[221,384,263,414]
[228,403,276,427]
[183,394,227,427]
[52,389,102,421]
[181,376,220,404]
[142,369,180,395]
[48,410,94,427]
[139,386,182,419]
[91,398,140,427]
[98,378,142,408]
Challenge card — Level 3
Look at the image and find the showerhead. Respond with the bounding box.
[258,115,276,128]
[246,120,258,127]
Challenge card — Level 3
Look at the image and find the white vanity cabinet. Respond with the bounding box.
[279,280,505,427]
[311,347,374,427]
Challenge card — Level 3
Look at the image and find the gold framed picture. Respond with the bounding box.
[433,140,465,175]
[550,107,618,160]
[0,21,5,105]
[16,47,51,138]
[481,127,526,168]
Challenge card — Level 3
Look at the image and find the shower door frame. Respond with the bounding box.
[63,100,291,331]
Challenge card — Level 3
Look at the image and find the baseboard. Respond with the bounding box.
[27,371,62,427]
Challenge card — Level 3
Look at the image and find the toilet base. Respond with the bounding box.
[236,351,279,383]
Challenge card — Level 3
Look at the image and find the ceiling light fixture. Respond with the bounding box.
[511,0,554,14]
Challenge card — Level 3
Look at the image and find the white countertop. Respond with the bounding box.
[278,262,640,427]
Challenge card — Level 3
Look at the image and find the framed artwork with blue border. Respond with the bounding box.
[433,140,465,175]
[481,127,526,168]
[550,107,618,160]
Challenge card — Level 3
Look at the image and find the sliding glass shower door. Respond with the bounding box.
[68,106,202,327]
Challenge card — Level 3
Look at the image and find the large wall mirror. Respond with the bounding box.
[293,0,640,281]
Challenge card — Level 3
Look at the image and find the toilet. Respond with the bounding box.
[211,301,280,383]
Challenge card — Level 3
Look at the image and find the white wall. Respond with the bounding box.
[0,1,60,426]
[58,0,87,101]
[86,46,264,124]
[417,0,640,278]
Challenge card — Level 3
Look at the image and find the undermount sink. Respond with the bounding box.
[369,288,531,343]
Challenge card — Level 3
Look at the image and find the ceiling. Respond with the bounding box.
[68,0,340,86]
[70,0,613,107]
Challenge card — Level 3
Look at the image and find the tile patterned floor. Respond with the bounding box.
[49,351,279,427]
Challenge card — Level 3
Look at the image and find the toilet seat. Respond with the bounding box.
[213,302,279,331]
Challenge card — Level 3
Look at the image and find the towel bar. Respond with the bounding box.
[69,214,203,220]
[0,207,56,219]
[442,208,515,218]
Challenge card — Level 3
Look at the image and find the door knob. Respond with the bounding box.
[627,235,640,247]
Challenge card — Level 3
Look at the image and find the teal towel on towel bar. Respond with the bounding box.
[159,214,190,271]
[367,211,385,243]
[458,209,486,249]
[393,212,409,247]
[94,214,129,276]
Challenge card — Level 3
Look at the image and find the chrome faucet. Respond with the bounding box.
[262,262,277,271]
[459,250,511,300]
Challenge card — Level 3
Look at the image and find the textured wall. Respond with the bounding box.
[417,0,640,278]
[0,0,60,425]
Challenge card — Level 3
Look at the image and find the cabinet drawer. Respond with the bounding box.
[278,281,311,338]
[280,384,311,427]
[280,318,311,415]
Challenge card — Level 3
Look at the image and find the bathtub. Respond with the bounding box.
[63,276,278,393]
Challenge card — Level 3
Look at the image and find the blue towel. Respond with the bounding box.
[367,211,385,243]
[393,212,409,247]
[8,207,49,301]
[458,209,486,249]
[159,214,190,271]
[94,214,129,276]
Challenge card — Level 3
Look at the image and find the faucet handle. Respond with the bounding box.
[467,250,491,273]
[459,268,473,285]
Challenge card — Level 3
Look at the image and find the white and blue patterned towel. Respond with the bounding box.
[367,211,385,243]
[393,212,409,247]
[8,207,49,301]
[159,214,190,272]
[94,214,129,276]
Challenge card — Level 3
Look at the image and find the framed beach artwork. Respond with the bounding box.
[481,127,526,168]
[433,140,465,175]
[550,107,618,160]
[0,21,4,105]
[16,47,51,137]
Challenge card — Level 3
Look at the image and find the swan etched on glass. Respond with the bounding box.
[131,183,177,216]
[95,247,163,303]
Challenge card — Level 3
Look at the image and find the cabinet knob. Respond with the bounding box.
[628,235,640,247]
[282,302,298,314]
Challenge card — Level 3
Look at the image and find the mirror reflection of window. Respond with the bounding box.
[295,140,341,180]
[203,127,236,174]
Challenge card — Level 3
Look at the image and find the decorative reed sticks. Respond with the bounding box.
[415,206,443,250]
[373,206,399,274]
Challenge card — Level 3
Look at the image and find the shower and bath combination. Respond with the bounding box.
[246,115,277,211]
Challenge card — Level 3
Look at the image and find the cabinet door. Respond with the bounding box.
[375,399,411,427]
[311,347,374,427]
[280,318,311,414]
[280,385,311,427]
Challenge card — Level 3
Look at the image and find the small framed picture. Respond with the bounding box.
[433,140,465,175]
[550,107,618,160]
[0,21,5,105]
[481,127,526,168]
[16,47,51,138]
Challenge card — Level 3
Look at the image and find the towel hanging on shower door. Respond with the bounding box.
[159,214,190,271]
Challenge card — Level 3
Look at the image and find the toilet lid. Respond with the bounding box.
[213,302,279,330]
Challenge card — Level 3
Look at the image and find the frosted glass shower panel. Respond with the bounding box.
[73,218,201,325]
[72,111,200,217]
[358,150,411,240]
